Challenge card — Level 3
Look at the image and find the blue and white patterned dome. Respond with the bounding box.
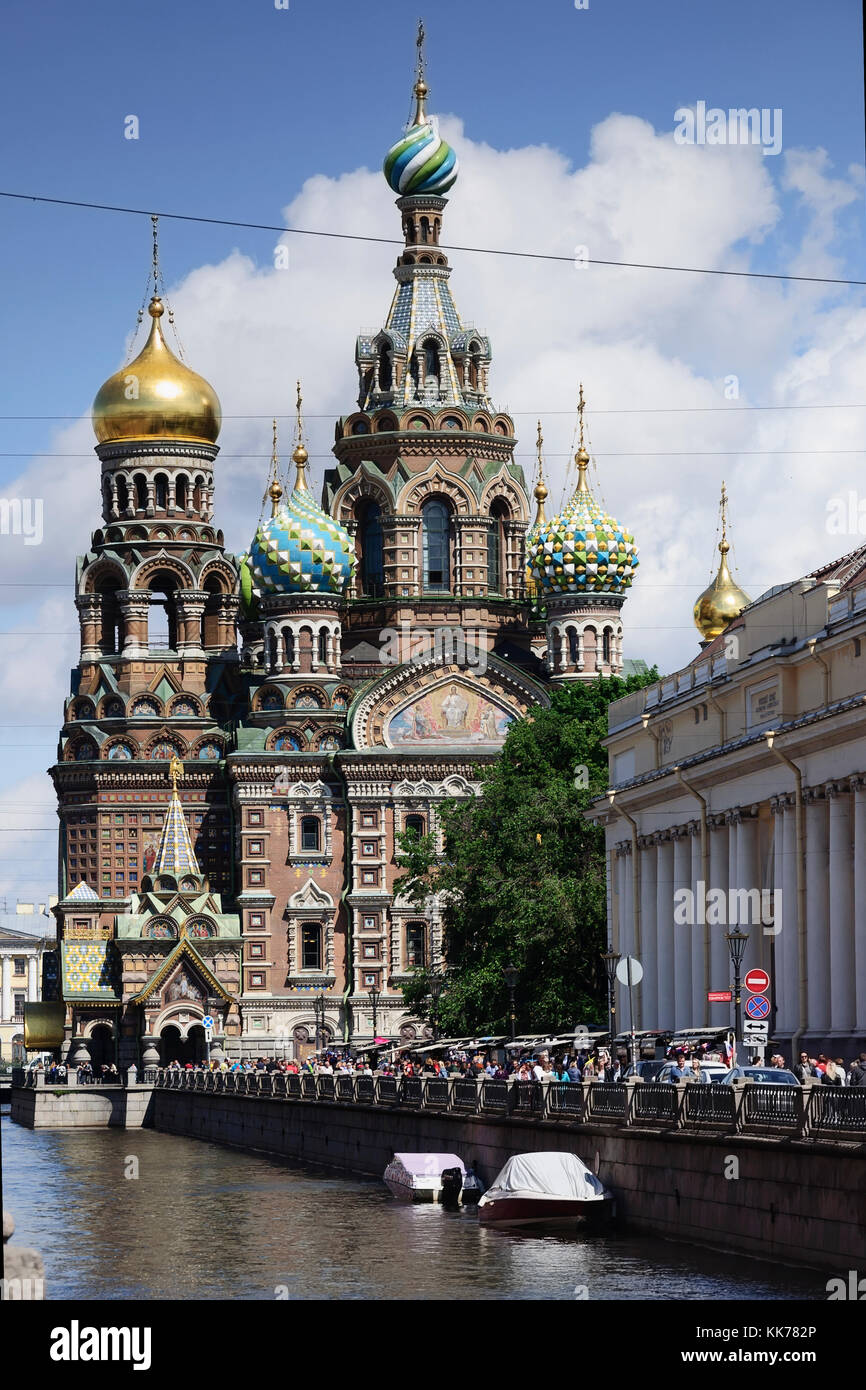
[243,450,355,599]
[384,118,458,197]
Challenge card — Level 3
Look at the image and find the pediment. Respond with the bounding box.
[287,878,334,911]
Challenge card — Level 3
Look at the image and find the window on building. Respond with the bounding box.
[317,629,328,665]
[358,501,384,597]
[13,993,25,1020]
[406,922,427,969]
[300,817,320,852]
[602,628,612,664]
[422,499,451,592]
[13,957,26,976]
[301,924,322,971]
[405,815,425,837]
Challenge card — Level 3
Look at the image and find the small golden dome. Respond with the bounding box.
[92,296,221,445]
[694,539,751,640]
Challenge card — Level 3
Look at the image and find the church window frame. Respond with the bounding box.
[300,922,323,972]
[422,498,452,593]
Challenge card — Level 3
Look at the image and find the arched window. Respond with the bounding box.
[487,501,509,595]
[422,499,451,593]
[358,501,384,597]
[468,343,481,390]
[378,344,392,392]
[406,922,427,969]
[405,814,425,837]
[116,476,129,513]
[568,628,579,664]
[283,629,294,666]
[175,475,187,510]
[603,629,612,665]
[317,630,328,665]
[134,475,148,511]
[155,474,168,510]
[420,216,430,244]
[268,630,278,668]
[301,923,322,971]
[423,339,440,389]
[300,816,320,852]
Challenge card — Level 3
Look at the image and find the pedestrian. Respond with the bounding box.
[822,1060,844,1086]
[848,1053,866,1086]
[794,1052,817,1083]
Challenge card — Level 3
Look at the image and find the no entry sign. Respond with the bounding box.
[744,968,770,994]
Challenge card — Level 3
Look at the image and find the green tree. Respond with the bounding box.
[395,670,658,1037]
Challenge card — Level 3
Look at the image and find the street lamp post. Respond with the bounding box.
[428,969,445,1042]
[313,992,326,1055]
[367,985,381,1046]
[725,929,750,1056]
[600,947,621,1046]
[502,963,519,1041]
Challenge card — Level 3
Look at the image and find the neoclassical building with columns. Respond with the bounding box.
[588,532,866,1057]
[38,48,647,1067]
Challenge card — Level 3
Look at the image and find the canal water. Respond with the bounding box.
[2,1117,823,1301]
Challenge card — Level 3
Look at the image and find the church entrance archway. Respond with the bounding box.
[89,1024,115,1070]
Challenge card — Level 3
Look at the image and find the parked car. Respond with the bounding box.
[654,1061,729,1084]
[622,1060,666,1082]
[719,1066,799,1086]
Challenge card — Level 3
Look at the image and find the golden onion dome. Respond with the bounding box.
[92,296,221,445]
[694,538,751,640]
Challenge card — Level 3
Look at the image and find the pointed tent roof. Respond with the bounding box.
[66,880,100,902]
[152,756,199,878]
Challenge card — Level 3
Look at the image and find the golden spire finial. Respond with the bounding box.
[268,418,283,515]
[533,419,548,525]
[151,213,160,292]
[411,18,429,125]
[291,380,310,493]
[168,753,183,793]
[575,382,591,492]
[693,480,751,641]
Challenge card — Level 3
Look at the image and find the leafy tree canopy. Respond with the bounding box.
[395,670,658,1039]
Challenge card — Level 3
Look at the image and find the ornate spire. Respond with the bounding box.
[411,18,429,126]
[693,481,751,641]
[291,381,310,494]
[575,382,590,494]
[268,419,283,515]
[532,420,549,527]
[153,759,200,878]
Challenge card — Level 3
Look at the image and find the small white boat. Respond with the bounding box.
[383,1152,482,1204]
[477,1151,614,1228]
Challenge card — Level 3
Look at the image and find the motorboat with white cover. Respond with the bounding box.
[383,1153,483,1204]
[477,1151,614,1227]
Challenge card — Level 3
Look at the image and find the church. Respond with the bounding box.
[39,44,644,1068]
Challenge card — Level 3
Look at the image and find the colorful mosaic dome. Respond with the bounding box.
[528,459,639,597]
[244,476,355,598]
[384,119,458,197]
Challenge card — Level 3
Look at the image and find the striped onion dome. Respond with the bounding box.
[383,118,458,197]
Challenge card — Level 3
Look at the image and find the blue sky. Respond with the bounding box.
[0,0,863,897]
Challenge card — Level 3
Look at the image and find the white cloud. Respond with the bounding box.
[1,109,864,888]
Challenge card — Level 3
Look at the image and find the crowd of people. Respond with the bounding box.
[792,1051,866,1086]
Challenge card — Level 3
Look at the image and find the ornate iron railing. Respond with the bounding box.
[65,1069,866,1141]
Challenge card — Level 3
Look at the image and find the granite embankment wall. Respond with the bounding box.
[10,1085,154,1129]
[151,1088,864,1271]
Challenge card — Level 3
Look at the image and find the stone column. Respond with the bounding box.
[639,836,658,1029]
[118,591,149,659]
[1,956,11,1021]
[689,822,706,1025]
[174,591,207,656]
[827,782,855,1034]
[804,790,830,1036]
[852,776,866,1033]
[771,795,798,1037]
[708,815,729,1001]
[27,955,38,1000]
[75,595,103,662]
[735,808,761,968]
[672,828,691,1030]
